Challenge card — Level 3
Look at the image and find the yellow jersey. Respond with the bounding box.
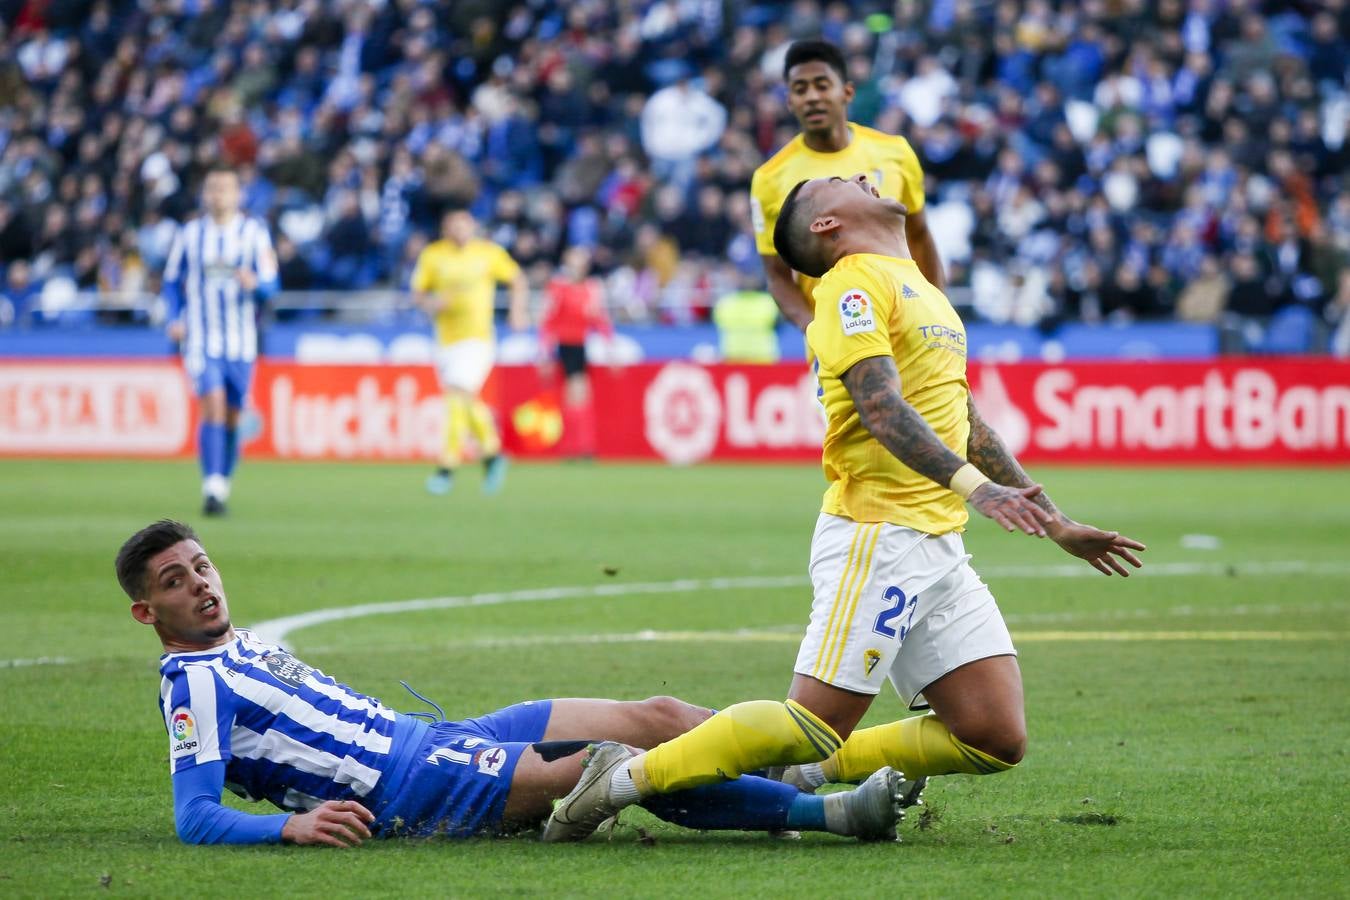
[805,253,970,534]
[410,238,521,344]
[750,124,927,308]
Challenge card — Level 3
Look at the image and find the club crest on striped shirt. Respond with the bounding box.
[864,649,883,676]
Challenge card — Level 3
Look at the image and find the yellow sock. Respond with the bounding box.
[631,699,841,795]
[823,713,1016,780]
[466,398,501,458]
[441,394,470,467]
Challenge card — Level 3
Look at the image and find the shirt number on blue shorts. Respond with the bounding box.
[873,586,918,640]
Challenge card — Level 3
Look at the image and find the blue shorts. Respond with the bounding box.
[372,700,553,839]
[191,357,253,408]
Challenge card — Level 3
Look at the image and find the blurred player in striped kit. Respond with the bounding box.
[162,165,279,517]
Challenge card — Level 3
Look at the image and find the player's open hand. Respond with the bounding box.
[166,320,186,342]
[969,483,1054,537]
[1048,520,1147,576]
[281,799,375,848]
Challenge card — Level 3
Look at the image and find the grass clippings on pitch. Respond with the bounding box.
[0,460,1346,897]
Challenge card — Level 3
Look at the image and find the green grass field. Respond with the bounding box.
[1,460,1347,897]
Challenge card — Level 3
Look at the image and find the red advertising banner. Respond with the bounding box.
[1,358,1347,464]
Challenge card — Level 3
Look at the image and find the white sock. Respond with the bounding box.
[608,765,640,806]
[202,474,229,500]
[798,762,827,788]
[821,792,850,835]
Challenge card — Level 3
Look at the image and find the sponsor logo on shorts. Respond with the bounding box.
[475,747,508,777]
[170,707,199,758]
[864,649,882,677]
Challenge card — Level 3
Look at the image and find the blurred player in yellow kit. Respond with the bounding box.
[751,39,945,331]
[412,209,529,495]
[542,173,1147,842]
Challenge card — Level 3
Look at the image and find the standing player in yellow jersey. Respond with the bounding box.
[751,40,945,331]
[542,174,1146,842]
[412,209,529,495]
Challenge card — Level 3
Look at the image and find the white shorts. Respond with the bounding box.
[436,339,495,393]
[794,513,1017,709]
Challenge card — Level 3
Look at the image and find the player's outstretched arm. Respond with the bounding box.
[761,254,814,331]
[966,397,1146,575]
[281,800,376,848]
[841,356,1051,536]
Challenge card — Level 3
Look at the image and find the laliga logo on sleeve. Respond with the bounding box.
[838,290,876,335]
[170,707,200,758]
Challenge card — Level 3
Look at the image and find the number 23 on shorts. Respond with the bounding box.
[873,586,918,641]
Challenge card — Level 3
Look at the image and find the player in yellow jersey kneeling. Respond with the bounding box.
[542,174,1146,842]
[412,210,529,495]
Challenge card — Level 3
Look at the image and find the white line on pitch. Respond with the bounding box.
[305,626,1345,655]
[251,559,1350,646]
[5,560,1348,668]
[0,656,72,669]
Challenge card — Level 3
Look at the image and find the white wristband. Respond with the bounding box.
[949,463,991,499]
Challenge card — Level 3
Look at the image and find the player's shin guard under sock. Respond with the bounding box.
[441,395,469,467]
[823,712,1017,781]
[640,775,798,832]
[199,421,227,481]
[630,700,841,796]
[466,399,501,458]
[638,775,882,838]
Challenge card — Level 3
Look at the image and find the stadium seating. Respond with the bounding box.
[0,0,1345,346]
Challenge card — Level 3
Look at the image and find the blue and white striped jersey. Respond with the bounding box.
[162,214,278,371]
[159,629,409,812]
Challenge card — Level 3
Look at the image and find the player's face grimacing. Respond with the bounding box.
[803,173,907,225]
[131,540,233,648]
[785,61,854,135]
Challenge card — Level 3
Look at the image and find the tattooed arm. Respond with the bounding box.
[965,395,1065,523]
[841,356,1051,536]
[966,396,1148,575]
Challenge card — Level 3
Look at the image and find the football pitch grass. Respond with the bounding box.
[1,459,1347,897]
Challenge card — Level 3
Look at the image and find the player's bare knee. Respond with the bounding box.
[986,732,1026,766]
[951,721,1026,767]
[639,695,709,739]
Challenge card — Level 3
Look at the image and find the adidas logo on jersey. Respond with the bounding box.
[902,284,920,299]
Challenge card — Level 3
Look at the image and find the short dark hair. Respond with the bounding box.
[115,520,201,601]
[773,180,831,278]
[783,40,849,83]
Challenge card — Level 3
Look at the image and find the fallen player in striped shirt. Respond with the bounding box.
[116,520,921,846]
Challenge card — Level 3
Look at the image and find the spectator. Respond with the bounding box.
[2,260,40,325]
[325,190,374,289]
[640,77,727,188]
[0,0,1340,344]
[276,235,317,293]
[1175,255,1231,323]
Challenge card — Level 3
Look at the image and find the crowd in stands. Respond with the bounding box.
[0,0,1348,351]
